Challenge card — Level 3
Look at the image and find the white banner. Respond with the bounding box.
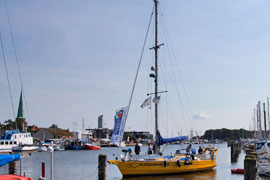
[110,106,128,146]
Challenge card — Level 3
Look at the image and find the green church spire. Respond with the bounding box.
[17,90,24,118]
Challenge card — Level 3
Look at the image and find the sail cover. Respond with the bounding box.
[158,133,188,146]
[0,154,20,167]
[110,106,128,146]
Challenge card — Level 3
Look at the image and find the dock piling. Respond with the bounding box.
[8,161,17,175]
[229,141,241,163]
[244,158,257,180]
[98,154,107,180]
[244,147,257,180]
[42,162,45,178]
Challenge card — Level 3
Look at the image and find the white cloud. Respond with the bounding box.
[192,111,211,120]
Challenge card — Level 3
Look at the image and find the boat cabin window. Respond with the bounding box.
[14,141,17,144]
[1,142,3,145]
[5,141,8,145]
[14,135,17,139]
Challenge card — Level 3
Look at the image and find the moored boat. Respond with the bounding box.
[0,174,33,180]
[0,130,33,153]
[66,140,83,150]
[84,143,100,150]
[12,145,38,152]
[231,168,244,174]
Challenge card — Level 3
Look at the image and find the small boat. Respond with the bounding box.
[66,140,83,150]
[12,145,38,152]
[0,174,33,180]
[84,143,100,150]
[37,146,47,152]
[231,168,244,174]
[47,145,54,152]
[53,145,65,151]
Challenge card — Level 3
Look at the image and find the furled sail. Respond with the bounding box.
[157,132,188,146]
[0,154,20,166]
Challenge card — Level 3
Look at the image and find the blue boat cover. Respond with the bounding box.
[0,154,20,166]
[157,133,188,146]
[122,148,132,153]
[1,129,20,140]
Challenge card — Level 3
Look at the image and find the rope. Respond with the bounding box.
[4,0,31,125]
[163,12,197,131]
[121,6,154,142]
[0,33,16,120]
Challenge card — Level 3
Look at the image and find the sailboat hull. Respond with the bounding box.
[109,159,216,177]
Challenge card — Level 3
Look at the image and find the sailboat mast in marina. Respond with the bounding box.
[109,0,218,177]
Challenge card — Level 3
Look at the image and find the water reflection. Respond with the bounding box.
[122,170,217,180]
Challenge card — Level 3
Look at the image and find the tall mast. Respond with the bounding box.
[154,0,159,139]
[153,0,161,154]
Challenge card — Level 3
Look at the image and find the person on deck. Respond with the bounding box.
[198,146,203,154]
[152,143,156,154]
[135,142,140,155]
[186,144,192,155]
[147,143,152,154]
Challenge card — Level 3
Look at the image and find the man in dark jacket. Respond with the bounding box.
[135,142,140,155]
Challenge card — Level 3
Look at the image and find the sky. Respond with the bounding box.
[1,0,270,137]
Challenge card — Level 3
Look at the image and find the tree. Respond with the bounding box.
[4,119,16,130]
[49,124,58,129]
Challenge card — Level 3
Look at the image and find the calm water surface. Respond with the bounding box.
[0,143,244,180]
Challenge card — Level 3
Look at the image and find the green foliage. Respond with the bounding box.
[202,128,253,140]
[49,124,58,129]
[123,132,137,141]
[4,119,16,130]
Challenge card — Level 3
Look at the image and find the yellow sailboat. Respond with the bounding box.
[109,0,218,177]
[109,147,217,177]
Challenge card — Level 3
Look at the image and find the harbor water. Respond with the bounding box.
[0,143,244,180]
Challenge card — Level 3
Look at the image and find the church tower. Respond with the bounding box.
[16,90,27,132]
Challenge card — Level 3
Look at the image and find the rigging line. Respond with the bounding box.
[123,6,154,141]
[0,33,16,120]
[160,10,197,132]
[159,51,188,133]
[159,23,189,132]
[4,0,31,125]
[160,10,194,120]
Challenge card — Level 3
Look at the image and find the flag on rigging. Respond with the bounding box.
[153,96,161,104]
[140,96,152,108]
[110,106,128,146]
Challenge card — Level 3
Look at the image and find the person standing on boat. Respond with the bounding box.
[186,144,192,155]
[135,142,140,155]
[198,146,203,154]
[152,143,156,154]
[147,143,152,154]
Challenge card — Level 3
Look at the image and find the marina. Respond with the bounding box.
[1,0,270,179]
[0,143,245,180]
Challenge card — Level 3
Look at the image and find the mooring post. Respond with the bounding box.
[231,143,236,163]
[42,162,45,177]
[98,154,107,180]
[244,149,257,180]
[20,153,23,176]
[50,151,53,180]
[9,161,17,175]
[244,158,257,180]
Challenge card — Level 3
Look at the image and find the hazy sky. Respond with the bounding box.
[1,0,270,137]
